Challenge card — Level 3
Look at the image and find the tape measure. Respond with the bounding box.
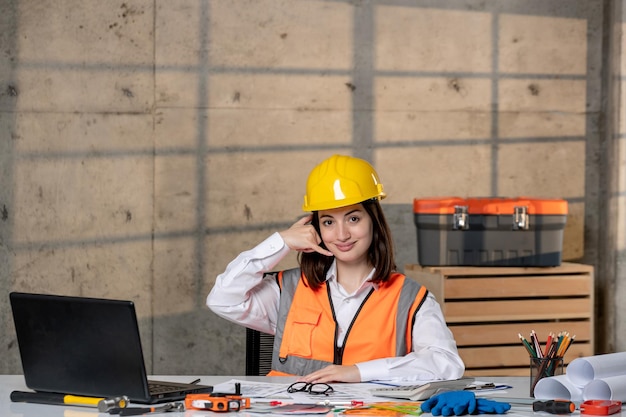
[184,393,251,412]
[580,400,622,415]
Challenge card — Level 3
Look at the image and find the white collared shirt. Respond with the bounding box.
[207,232,465,382]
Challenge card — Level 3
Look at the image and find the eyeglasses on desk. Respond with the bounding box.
[287,382,334,396]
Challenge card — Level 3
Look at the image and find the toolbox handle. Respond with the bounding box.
[513,206,529,230]
[453,206,469,230]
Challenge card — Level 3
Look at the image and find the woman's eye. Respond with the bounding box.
[349,216,360,223]
[322,220,333,226]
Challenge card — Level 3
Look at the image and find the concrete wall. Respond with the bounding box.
[0,0,622,375]
[615,2,626,353]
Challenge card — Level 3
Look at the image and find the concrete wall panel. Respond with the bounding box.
[376,6,492,72]
[499,14,588,75]
[205,151,326,227]
[376,146,494,202]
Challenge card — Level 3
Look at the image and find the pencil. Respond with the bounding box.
[556,333,570,357]
[565,335,576,355]
[543,332,553,358]
[555,332,565,353]
[531,330,543,358]
[519,333,536,357]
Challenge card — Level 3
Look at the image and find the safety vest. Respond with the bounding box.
[267,268,428,376]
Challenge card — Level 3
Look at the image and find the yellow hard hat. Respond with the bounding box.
[302,154,386,212]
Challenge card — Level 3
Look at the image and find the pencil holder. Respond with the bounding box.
[530,357,564,397]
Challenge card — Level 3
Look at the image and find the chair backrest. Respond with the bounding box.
[245,328,275,376]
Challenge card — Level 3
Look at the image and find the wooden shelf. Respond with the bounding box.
[405,262,594,377]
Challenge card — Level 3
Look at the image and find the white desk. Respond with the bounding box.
[0,375,599,417]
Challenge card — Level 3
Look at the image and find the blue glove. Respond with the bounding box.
[476,398,511,414]
[420,391,477,416]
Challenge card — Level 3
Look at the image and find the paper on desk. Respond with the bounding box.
[249,404,333,414]
[534,374,583,402]
[213,379,384,403]
[213,379,291,398]
[533,352,626,402]
[271,404,333,414]
[566,352,626,386]
[583,375,626,401]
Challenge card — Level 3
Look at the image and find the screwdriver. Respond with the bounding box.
[533,400,576,414]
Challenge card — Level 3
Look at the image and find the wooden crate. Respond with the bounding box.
[405,262,594,376]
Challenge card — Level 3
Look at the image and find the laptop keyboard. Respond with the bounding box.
[149,382,180,394]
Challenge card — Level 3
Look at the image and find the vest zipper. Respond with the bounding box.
[326,285,375,364]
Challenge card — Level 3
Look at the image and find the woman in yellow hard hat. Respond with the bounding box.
[207,154,464,383]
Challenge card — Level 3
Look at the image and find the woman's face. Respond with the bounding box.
[317,203,373,266]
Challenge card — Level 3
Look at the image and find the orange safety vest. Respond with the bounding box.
[267,268,428,376]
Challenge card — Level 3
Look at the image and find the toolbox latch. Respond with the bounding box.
[453,206,469,230]
[513,206,529,230]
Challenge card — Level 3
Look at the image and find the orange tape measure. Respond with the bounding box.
[580,400,622,415]
[184,393,251,412]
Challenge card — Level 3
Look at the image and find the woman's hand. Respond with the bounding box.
[280,215,333,257]
[299,364,361,383]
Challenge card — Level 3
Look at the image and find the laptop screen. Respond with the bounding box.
[10,292,153,401]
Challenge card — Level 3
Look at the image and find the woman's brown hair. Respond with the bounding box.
[298,199,397,290]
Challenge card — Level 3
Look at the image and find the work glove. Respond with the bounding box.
[476,398,511,414]
[420,391,477,416]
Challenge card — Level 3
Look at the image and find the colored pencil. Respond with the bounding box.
[519,333,536,357]
[543,332,553,358]
[531,330,543,358]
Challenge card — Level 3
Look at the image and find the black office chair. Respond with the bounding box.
[245,328,275,376]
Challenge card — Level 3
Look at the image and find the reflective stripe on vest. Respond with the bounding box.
[268,267,428,376]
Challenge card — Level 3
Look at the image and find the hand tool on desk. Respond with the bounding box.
[185,393,250,412]
[465,383,496,390]
[533,400,575,414]
[10,390,129,411]
[184,381,251,412]
[108,402,184,415]
[486,397,535,405]
[580,400,622,415]
[98,396,132,412]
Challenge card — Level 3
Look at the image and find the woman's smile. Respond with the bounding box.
[334,241,356,252]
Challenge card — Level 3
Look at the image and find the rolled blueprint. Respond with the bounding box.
[533,374,583,402]
[567,352,626,386]
[583,375,626,401]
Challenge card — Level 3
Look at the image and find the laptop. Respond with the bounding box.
[9,292,213,404]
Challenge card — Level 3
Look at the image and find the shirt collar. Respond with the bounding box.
[326,260,379,290]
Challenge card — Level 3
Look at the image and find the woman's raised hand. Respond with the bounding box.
[279,215,333,257]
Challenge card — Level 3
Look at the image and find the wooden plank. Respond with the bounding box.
[450,321,591,346]
[405,263,594,302]
[443,275,591,299]
[459,343,591,368]
[407,262,594,278]
[444,298,591,322]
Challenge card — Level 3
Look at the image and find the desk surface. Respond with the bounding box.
[0,375,602,417]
